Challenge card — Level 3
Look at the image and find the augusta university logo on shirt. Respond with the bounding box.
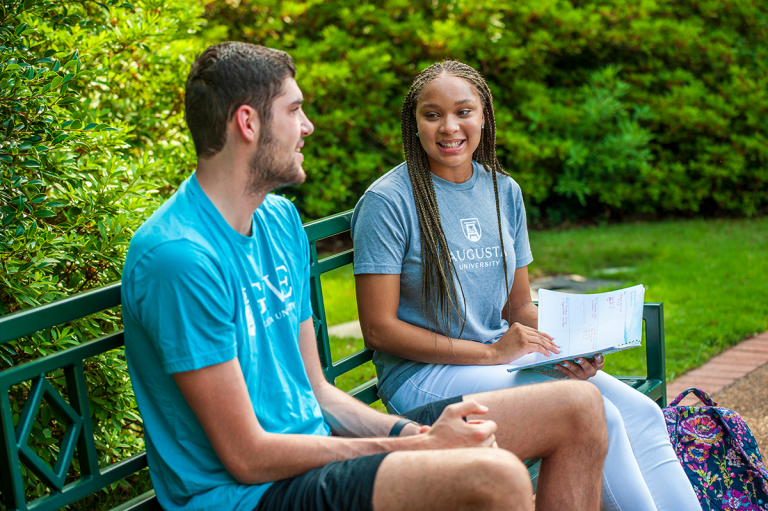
[452,218,508,271]
[460,218,482,242]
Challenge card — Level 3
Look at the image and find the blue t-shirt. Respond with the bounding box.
[351,161,533,401]
[122,174,329,511]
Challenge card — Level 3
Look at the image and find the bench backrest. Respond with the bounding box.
[0,209,666,510]
[303,210,380,404]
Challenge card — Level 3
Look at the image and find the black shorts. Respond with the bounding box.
[400,394,463,425]
[255,395,464,511]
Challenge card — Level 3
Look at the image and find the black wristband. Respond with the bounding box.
[389,418,418,437]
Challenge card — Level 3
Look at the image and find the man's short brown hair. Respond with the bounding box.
[185,42,296,158]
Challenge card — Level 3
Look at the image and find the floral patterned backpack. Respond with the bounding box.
[664,387,768,510]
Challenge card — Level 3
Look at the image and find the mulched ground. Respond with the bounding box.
[713,362,768,453]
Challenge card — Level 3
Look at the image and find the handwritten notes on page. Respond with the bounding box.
[505,285,645,373]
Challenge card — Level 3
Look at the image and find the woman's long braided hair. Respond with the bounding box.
[402,60,512,341]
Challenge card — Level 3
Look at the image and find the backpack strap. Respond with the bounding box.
[669,387,718,407]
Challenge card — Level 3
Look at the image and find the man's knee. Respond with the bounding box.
[466,449,533,508]
[557,381,608,444]
[557,381,604,417]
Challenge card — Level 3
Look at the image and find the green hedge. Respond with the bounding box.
[210,0,768,223]
[0,0,203,503]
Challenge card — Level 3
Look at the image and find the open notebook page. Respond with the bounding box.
[504,284,645,372]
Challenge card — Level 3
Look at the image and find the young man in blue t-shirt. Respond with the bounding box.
[122,42,608,511]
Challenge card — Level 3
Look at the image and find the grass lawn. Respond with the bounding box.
[322,217,768,385]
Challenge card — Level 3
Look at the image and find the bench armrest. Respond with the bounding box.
[643,303,667,407]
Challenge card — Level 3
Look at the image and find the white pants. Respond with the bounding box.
[388,365,700,511]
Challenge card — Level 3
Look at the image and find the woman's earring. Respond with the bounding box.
[481,125,485,130]
[416,132,420,137]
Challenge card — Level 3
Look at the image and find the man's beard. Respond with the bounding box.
[247,126,304,195]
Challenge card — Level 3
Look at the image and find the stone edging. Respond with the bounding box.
[666,332,768,406]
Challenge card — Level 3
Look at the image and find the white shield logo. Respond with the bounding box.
[460,218,482,242]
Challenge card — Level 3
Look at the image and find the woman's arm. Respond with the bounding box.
[356,273,559,366]
[501,266,539,329]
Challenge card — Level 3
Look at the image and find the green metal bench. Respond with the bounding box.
[0,209,668,510]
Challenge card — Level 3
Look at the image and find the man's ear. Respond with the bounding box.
[232,105,260,144]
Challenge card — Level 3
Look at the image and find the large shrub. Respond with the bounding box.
[208,0,768,223]
[0,0,203,504]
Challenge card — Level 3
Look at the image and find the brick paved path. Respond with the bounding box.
[666,332,768,405]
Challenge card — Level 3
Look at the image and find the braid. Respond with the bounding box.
[401,61,513,341]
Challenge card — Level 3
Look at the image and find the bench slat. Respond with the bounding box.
[324,348,373,381]
[110,490,162,511]
[0,333,124,387]
[0,282,121,345]
[348,379,379,405]
[310,250,353,277]
[626,378,663,402]
[0,454,149,511]
[303,210,353,243]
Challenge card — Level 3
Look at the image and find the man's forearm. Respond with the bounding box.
[238,396,495,485]
[314,382,421,438]
[237,427,429,484]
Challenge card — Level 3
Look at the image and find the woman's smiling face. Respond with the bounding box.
[415,74,484,183]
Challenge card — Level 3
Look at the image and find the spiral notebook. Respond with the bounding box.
[505,284,645,374]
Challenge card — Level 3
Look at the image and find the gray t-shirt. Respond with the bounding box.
[351,160,534,401]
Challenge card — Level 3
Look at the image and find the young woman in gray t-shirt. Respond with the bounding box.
[352,60,699,510]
